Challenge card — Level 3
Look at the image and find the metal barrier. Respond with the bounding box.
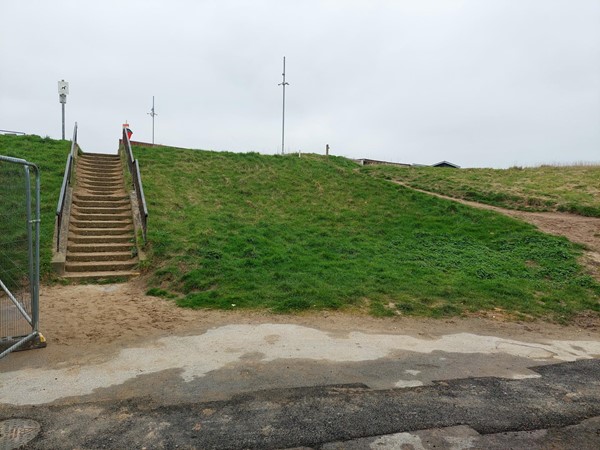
[121,127,148,242]
[56,122,78,251]
[0,155,44,359]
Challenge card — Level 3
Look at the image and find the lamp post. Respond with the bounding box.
[58,80,69,140]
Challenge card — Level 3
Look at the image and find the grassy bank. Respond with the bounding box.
[0,135,70,277]
[135,145,599,321]
[360,164,600,217]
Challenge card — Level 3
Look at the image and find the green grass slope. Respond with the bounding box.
[0,134,70,278]
[361,164,600,217]
[135,145,599,321]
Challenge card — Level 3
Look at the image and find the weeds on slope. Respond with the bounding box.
[361,165,600,217]
[0,135,70,277]
[135,146,599,321]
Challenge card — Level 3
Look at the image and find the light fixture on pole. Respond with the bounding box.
[57,80,69,140]
[278,57,289,155]
[147,96,157,145]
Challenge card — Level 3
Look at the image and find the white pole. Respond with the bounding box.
[278,57,289,155]
[148,96,157,145]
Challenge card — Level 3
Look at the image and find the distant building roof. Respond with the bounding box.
[353,158,461,168]
[432,161,461,168]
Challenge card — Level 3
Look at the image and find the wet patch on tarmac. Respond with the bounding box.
[1,324,599,406]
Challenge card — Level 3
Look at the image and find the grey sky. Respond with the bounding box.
[1,0,599,168]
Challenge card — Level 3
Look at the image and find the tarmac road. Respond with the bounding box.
[1,321,600,449]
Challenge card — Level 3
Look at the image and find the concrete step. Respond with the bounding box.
[62,270,139,281]
[79,156,120,163]
[78,160,120,167]
[73,194,129,202]
[78,163,121,171]
[72,199,130,208]
[70,226,133,236]
[77,172,123,184]
[78,174,122,183]
[78,186,125,197]
[77,164,121,173]
[77,161,123,174]
[67,251,134,262]
[72,206,131,215]
[78,162,120,167]
[80,153,119,159]
[65,260,138,272]
[72,201,129,208]
[68,235,134,244]
[78,184,124,193]
[71,219,132,229]
[71,212,132,222]
[78,191,128,199]
[77,184,126,192]
[78,183,122,191]
[68,242,133,253]
[78,178,123,185]
[78,177,122,185]
[78,156,120,162]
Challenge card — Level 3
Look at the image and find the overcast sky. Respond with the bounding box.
[1,0,599,168]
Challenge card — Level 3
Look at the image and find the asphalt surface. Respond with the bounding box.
[2,318,600,449]
[1,359,599,449]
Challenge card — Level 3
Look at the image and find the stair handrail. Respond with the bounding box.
[132,159,148,242]
[121,127,148,242]
[56,122,78,251]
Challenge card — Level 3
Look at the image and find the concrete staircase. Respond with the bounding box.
[64,153,139,280]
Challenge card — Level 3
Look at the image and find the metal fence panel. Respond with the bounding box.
[0,155,43,358]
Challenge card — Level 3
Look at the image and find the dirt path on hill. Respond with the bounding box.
[393,181,600,280]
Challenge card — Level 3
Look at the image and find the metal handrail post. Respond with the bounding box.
[32,163,40,332]
[24,165,34,322]
[134,160,148,241]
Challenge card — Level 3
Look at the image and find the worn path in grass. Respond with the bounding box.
[393,181,600,281]
[1,282,600,448]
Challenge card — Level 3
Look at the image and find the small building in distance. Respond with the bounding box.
[353,158,461,168]
[432,161,461,168]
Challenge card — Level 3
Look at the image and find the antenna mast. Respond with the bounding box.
[278,57,289,155]
[147,96,157,145]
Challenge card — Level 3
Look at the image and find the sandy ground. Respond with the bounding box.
[1,277,596,374]
[0,278,599,408]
